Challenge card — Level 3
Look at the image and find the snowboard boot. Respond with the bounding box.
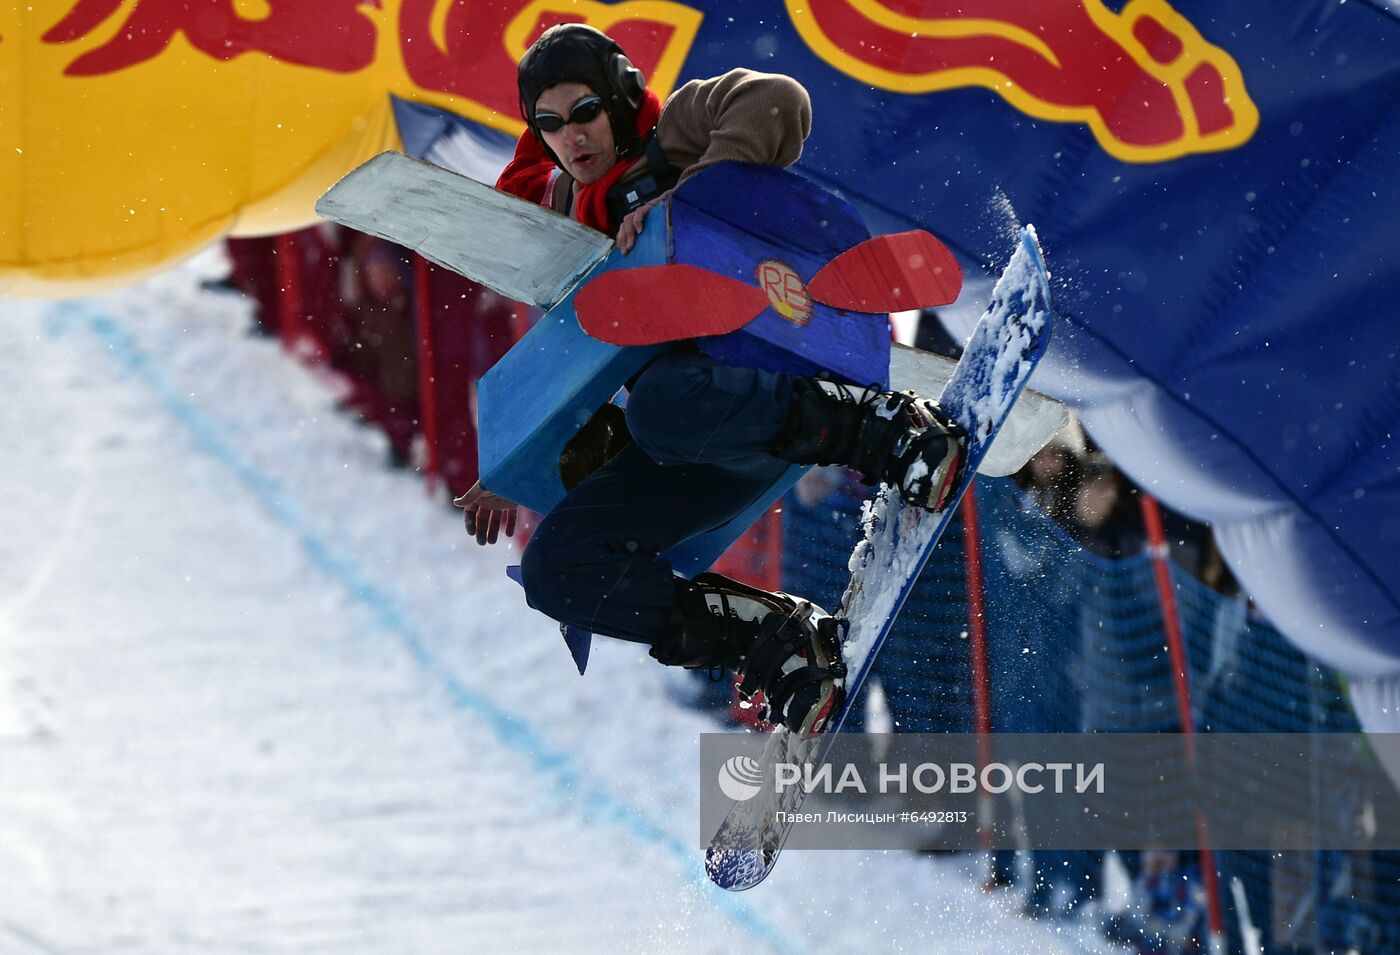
[773,379,968,511]
[649,573,846,735]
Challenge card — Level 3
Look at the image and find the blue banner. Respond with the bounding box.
[672,0,1400,676]
[409,1,1399,677]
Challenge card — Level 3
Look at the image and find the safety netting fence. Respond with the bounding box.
[783,471,1400,955]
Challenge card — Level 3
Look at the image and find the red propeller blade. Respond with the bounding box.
[808,230,964,313]
[575,264,771,346]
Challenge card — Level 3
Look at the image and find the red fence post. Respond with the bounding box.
[274,232,302,351]
[960,484,996,856]
[1140,493,1227,951]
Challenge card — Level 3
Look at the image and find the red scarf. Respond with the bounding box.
[496,89,663,237]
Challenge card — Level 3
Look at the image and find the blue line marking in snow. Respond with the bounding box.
[55,303,801,952]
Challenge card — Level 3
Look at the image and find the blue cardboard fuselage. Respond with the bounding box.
[477,162,890,576]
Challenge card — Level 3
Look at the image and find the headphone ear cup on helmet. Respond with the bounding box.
[611,52,646,109]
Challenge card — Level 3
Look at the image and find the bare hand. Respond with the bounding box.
[453,481,518,546]
[616,193,669,255]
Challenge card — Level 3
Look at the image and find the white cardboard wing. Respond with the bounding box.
[315,152,613,310]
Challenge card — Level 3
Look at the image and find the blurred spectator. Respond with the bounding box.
[298,224,357,367]
[419,264,526,496]
[338,233,422,466]
[224,227,531,485]
[1103,849,1208,954]
[1067,453,1143,558]
[226,235,282,335]
[1018,440,1084,527]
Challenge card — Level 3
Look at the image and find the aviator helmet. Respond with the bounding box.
[517,23,648,167]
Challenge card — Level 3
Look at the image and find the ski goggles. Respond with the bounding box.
[534,96,604,133]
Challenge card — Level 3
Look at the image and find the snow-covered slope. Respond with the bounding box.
[0,253,1114,954]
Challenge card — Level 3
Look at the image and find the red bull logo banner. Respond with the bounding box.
[1,0,1265,293]
[2,0,702,294]
[11,1,1398,681]
[786,0,1258,163]
[34,0,702,130]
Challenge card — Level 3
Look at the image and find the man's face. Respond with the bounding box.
[534,82,617,185]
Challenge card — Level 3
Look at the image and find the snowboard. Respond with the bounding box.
[704,225,1053,892]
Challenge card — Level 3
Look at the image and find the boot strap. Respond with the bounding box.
[764,664,833,721]
[735,605,821,699]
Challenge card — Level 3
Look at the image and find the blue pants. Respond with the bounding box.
[519,352,796,645]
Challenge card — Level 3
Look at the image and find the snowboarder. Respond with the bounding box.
[454,23,967,735]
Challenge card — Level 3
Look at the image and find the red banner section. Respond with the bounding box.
[44,0,381,75]
[401,0,701,132]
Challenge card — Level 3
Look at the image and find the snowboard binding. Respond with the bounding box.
[774,380,968,512]
[651,573,846,735]
[737,609,847,736]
